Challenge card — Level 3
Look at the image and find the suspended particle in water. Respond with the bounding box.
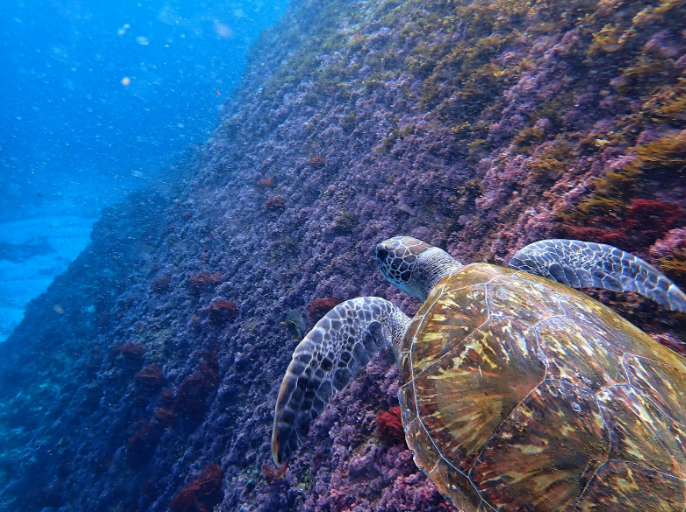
[214,21,233,39]
[121,76,131,86]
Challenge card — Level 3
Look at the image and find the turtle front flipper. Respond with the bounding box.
[509,239,686,313]
[272,297,409,466]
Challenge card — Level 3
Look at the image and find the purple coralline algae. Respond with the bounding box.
[0,0,685,511]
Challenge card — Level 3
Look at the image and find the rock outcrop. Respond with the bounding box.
[1,0,684,510]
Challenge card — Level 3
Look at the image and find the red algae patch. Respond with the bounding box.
[306,297,341,322]
[150,274,172,293]
[208,298,239,325]
[264,196,285,211]
[566,198,685,250]
[108,342,145,367]
[169,464,224,512]
[257,176,276,188]
[133,364,164,394]
[187,271,223,294]
[172,352,219,422]
[262,461,287,484]
[307,155,326,167]
[125,419,161,469]
[377,406,405,445]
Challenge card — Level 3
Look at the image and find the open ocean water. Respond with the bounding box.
[0,0,288,342]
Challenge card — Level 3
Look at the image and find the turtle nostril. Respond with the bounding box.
[376,247,389,261]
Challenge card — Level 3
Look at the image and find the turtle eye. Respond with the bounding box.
[376,247,389,262]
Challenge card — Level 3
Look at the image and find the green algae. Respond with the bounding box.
[243,0,686,264]
[649,79,686,126]
[633,131,686,173]
[457,178,484,197]
[245,0,686,166]
[526,137,577,181]
[332,211,357,235]
[513,94,576,150]
[340,112,357,134]
[562,129,686,226]
[659,250,686,289]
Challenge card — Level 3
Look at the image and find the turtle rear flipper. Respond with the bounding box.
[272,297,409,466]
[509,239,686,313]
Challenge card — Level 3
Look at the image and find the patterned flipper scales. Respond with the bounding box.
[272,297,409,466]
[509,239,686,313]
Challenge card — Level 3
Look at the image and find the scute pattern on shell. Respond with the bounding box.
[399,263,686,512]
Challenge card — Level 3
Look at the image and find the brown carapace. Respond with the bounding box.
[399,263,686,511]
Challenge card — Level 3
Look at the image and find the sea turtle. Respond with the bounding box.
[272,236,686,511]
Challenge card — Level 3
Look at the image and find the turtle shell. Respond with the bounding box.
[397,263,686,512]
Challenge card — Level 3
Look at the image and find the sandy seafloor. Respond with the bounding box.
[0,216,95,341]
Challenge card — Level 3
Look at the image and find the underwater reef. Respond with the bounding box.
[1,0,685,510]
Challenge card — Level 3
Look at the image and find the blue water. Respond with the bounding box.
[0,0,288,341]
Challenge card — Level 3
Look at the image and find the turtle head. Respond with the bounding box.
[376,236,462,300]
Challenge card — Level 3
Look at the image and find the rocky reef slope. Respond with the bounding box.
[1,0,685,510]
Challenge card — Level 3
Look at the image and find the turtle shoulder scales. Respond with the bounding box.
[398,262,686,511]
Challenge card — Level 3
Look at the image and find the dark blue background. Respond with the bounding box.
[0,0,288,220]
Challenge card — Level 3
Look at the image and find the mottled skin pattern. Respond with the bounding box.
[510,239,686,313]
[273,236,686,511]
[376,237,462,300]
[401,264,686,511]
[272,297,409,464]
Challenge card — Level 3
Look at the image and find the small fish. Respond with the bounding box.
[215,89,221,96]
[281,310,306,338]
